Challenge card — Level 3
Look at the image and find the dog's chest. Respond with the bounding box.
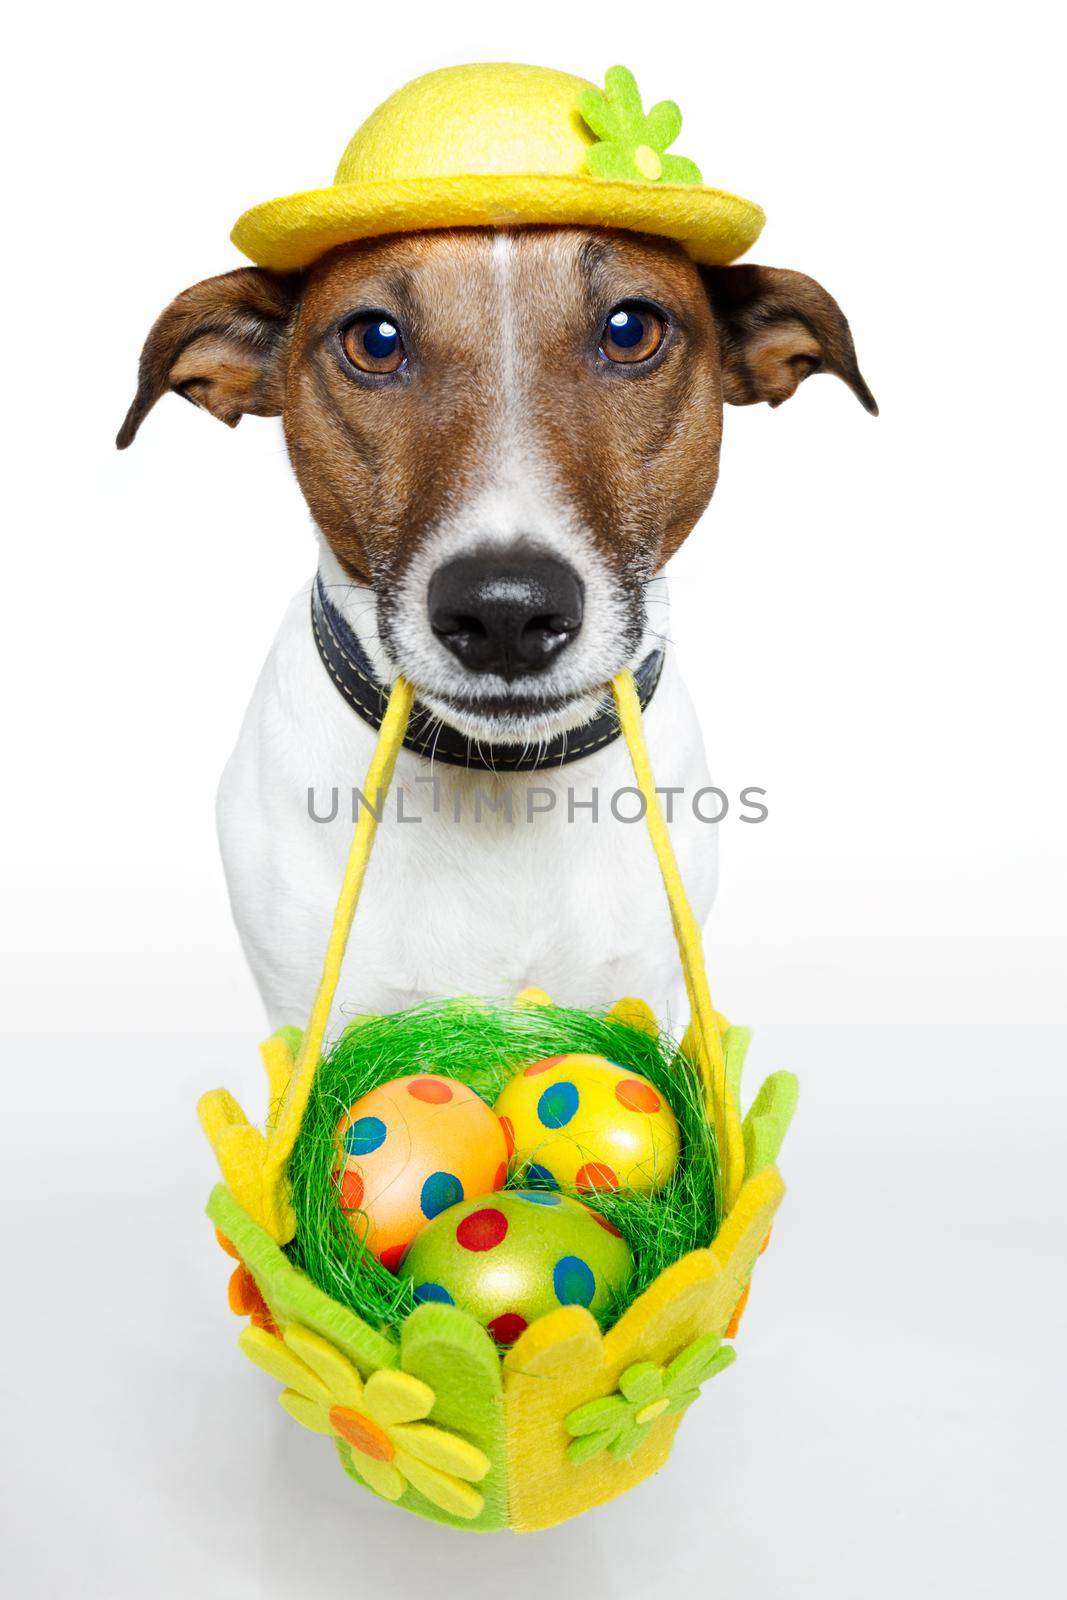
[343,763,703,1012]
[217,589,717,1033]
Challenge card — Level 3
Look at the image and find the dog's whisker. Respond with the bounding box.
[428,716,448,774]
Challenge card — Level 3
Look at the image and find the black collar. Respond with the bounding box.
[311,575,664,772]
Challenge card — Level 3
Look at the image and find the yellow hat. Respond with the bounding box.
[231,63,764,271]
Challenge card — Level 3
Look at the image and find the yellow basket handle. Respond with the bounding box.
[263,669,742,1215]
[263,678,414,1193]
[610,672,743,1205]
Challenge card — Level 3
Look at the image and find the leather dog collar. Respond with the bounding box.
[311,574,664,772]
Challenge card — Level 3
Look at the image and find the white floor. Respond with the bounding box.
[5,1020,1063,1598]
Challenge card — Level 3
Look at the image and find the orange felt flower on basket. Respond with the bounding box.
[216,1229,279,1335]
[725,1226,773,1337]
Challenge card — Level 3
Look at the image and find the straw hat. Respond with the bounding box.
[231,63,764,271]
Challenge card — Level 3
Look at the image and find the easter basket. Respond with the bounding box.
[199,671,797,1532]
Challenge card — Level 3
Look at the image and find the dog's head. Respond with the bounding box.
[119,227,874,741]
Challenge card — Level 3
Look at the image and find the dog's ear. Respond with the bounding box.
[116,267,302,448]
[700,264,877,414]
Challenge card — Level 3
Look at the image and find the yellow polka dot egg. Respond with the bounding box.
[493,1053,680,1195]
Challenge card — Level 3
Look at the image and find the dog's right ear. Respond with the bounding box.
[116,268,301,448]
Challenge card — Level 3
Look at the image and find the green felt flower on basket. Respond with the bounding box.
[565,1332,735,1464]
[579,66,703,186]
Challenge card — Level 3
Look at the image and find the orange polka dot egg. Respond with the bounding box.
[333,1075,508,1270]
[493,1053,680,1195]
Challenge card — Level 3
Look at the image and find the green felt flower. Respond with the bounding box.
[578,66,702,187]
[565,1332,735,1464]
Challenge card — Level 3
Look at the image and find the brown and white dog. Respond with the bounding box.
[119,227,874,1033]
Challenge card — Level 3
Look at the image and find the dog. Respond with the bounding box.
[119,226,874,1035]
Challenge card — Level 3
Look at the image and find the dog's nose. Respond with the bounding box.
[428,553,584,677]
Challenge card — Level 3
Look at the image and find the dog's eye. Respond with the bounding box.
[341,316,406,375]
[600,303,666,365]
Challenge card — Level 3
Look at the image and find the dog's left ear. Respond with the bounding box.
[116,267,302,448]
[701,264,877,414]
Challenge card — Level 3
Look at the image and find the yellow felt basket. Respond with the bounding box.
[199,671,795,1532]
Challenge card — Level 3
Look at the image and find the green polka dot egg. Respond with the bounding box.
[398,1190,632,1345]
[494,1053,681,1195]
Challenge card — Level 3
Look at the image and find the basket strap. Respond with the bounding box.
[611,671,744,1206]
[267,668,741,1207]
[263,676,415,1185]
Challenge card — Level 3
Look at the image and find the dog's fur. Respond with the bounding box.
[121,226,873,1031]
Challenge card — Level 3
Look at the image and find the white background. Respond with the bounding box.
[3,2,1064,1595]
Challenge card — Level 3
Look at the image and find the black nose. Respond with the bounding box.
[428,553,584,677]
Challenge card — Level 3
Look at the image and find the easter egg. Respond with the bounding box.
[493,1054,680,1194]
[333,1075,508,1270]
[399,1189,632,1343]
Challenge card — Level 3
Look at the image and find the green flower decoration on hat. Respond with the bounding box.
[579,66,703,186]
[565,1331,735,1464]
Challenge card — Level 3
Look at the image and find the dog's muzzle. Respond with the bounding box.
[311,575,664,771]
